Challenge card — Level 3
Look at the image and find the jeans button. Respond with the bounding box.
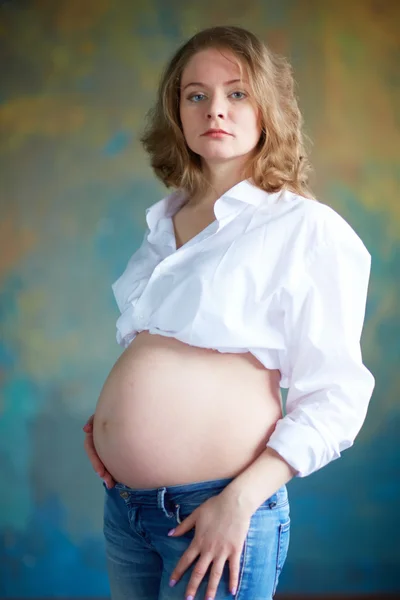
[120,491,129,500]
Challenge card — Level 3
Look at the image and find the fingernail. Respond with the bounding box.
[103,480,109,489]
[167,528,175,536]
[232,587,237,595]
[186,596,194,600]
[169,579,176,587]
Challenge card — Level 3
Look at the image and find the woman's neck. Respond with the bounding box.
[188,161,246,209]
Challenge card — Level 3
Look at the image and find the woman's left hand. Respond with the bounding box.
[168,491,252,600]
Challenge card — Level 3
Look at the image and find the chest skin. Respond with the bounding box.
[171,203,217,250]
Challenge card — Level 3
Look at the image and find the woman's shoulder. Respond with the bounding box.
[272,189,370,255]
[276,188,349,226]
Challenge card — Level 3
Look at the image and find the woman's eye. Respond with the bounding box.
[230,91,246,99]
[188,93,206,102]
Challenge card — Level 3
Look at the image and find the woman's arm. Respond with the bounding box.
[223,208,375,511]
[219,446,297,515]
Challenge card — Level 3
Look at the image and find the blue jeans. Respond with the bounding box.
[103,476,290,600]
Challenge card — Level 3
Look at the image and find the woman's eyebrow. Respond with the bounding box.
[181,79,248,91]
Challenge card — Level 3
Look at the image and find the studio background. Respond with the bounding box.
[0,0,399,598]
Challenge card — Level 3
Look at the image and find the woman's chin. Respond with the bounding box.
[199,152,243,165]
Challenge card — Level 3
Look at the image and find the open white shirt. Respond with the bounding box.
[112,179,375,477]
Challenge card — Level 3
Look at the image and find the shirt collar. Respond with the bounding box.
[145,179,283,232]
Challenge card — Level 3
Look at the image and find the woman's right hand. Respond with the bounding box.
[83,414,116,489]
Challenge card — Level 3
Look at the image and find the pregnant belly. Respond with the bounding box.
[93,331,282,489]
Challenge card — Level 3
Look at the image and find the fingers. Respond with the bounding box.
[82,413,94,433]
[227,553,241,596]
[185,553,239,600]
[185,553,226,600]
[104,474,116,489]
[83,431,116,488]
[172,544,240,600]
[84,435,105,477]
[205,555,231,600]
[170,544,200,589]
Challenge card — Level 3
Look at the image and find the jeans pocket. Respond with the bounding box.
[273,518,290,596]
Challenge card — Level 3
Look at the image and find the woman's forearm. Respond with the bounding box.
[220,446,297,516]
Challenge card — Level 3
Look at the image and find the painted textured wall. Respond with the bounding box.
[0,0,399,596]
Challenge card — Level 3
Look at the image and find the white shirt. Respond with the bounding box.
[112,179,375,478]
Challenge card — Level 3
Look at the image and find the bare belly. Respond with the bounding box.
[93,331,282,489]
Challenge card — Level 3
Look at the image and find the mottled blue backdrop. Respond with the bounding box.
[0,0,399,597]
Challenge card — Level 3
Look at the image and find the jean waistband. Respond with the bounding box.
[115,476,234,498]
[114,476,288,507]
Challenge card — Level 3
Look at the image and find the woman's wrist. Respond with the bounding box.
[220,446,296,516]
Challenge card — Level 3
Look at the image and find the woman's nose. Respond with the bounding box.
[206,95,226,119]
[207,111,224,119]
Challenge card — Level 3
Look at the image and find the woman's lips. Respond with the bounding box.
[202,131,232,138]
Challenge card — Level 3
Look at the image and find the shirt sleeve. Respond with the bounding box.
[266,213,375,477]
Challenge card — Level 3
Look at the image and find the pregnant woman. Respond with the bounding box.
[83,26,375,600]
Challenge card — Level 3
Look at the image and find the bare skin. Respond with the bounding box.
[90,330,282,490]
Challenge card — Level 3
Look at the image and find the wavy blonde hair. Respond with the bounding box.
[140,26,314,200]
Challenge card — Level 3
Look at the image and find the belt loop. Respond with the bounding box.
[175,503,182,524]
[157,487,167,510]
[158,487,174,518]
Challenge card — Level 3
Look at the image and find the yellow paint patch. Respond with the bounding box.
[15,287,81,379]
[54,0,110,34]
[0,209,37,284]
[0,96,86,152]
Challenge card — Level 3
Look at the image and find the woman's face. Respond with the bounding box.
[179,48,262,170]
